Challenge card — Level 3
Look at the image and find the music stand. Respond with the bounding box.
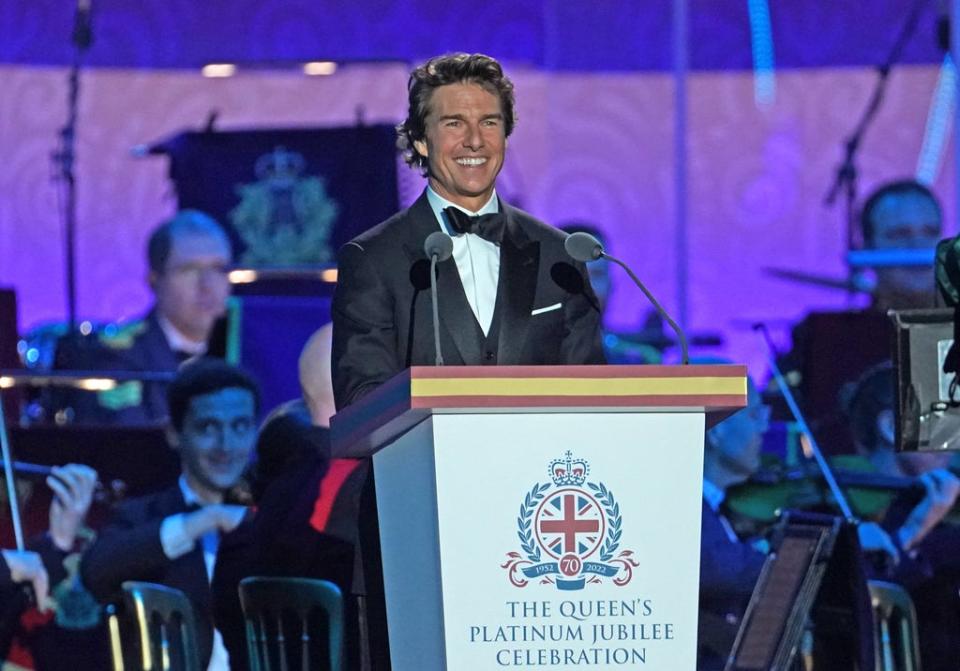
[889,308,960,452]
[725,511,873,671]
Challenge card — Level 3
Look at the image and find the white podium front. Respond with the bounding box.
[331,365,746,670]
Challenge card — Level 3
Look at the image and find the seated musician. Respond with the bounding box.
[778,178,944,454]
[698,369,907,669]
[80,359,259,670]
[53,210,232,425]
[860,179,943,312]
[698,375,770,670]
[845,362,960,671]
[1,464,97,662]
[212,324,367,670]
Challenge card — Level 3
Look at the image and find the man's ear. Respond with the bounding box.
[705,425,722,452]
[165,426,181,452]
[877,408,896,447]
[413,138,429,159]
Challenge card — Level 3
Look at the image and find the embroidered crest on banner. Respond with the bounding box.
[230,146,339,266]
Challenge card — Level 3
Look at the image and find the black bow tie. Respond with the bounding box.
[443,207,505,244]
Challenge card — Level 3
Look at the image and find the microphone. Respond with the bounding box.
[564,232,604,262]
[565,232,690,364]
[425,231,453,262]
[423,232,453,366]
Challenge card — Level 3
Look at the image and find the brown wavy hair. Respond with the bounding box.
[396,52,516,173]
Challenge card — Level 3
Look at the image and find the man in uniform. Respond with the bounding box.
[55,210,232,424]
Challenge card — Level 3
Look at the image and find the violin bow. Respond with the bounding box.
[754,323,857,522]
[0,391,25,550]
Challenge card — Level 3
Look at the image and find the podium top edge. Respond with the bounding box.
[405,364,746,380]
[330,365,748,455]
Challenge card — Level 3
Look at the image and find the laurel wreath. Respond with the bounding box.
[587,482,621,562]
[517,482,550,562]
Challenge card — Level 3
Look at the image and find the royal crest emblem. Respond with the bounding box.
[502,451,639,590]
[230,146,339,266]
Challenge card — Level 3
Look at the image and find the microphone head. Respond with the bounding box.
[564,231,604,262]
[424,231,453,262]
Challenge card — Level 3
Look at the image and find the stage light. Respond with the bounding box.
[916,54,956,185]
[228,269,258,284]
[748,0,776,106]
[202,63,237,78]
[76,378,117,391]
[304,61,337,76]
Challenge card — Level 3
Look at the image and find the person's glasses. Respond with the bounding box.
[166,262,229,281]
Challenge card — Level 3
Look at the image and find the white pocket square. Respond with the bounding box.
[531,302,562,316]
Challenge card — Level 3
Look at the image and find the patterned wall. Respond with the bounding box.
[0,61,951,374]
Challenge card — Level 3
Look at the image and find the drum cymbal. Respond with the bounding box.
[763,267,875,293]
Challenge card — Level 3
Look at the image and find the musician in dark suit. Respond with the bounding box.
[53,210,232,425]
[1,463,98,663]
[332,53,604,408]
[698,376,770,670]
[80,360,259,670]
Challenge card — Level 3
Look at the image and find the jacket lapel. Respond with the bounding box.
[495,206,539,365]
[402,194,482,365]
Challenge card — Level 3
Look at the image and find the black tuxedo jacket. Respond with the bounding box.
[80,484,216,666]
[332,192,605,407]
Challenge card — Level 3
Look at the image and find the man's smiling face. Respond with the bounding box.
[414,82,506,212]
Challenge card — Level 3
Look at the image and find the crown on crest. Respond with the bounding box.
[255,145,306,185]
[549,451,589,487]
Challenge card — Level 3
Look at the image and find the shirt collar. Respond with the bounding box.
[702,478,725,512]
[425,186,499,235]
[157,313,208,357]
[178,474,222,506]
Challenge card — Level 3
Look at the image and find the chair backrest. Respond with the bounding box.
[868,580,921,671]
[121,581,202,671]
[106,602,126,671]
[239,576,344,671]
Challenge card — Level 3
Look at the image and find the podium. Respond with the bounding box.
[331,365,746,670]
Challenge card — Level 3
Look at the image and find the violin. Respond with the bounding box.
[724,453,940,537]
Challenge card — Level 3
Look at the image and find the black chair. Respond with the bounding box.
[238,576,343,671]
[120,581,202,671]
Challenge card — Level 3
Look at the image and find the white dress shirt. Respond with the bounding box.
[159,476,229,671]
[425,186,501,336]
[702,478,740,544]
[157,313,208,357]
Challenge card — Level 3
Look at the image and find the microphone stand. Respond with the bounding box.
[754,322,857,522]
[604,253,689,364]
[430,253,444,366]
[53,1,93,334]
[822,0,926,282]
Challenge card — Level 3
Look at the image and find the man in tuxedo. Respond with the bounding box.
[81,359,258,670]
[53,210,233,424]
[332,53,604,409]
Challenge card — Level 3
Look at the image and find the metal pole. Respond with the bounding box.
[673,0,690,331]
[953,0,960,229]
[0,395,25,550]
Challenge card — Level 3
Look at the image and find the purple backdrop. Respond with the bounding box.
[0,2,956,376]
[0,1,948,71]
